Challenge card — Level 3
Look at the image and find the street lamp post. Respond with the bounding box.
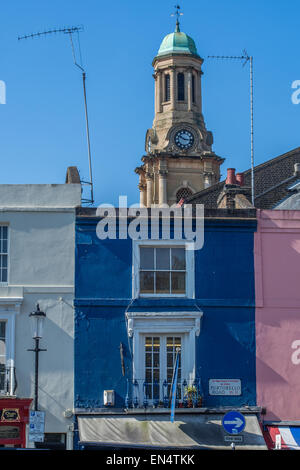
[27,304,47,411]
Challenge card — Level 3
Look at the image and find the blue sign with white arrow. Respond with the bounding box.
[222,411,246,435]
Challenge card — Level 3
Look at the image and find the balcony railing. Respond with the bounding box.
[0,365,16,396]
[125,378,203,409]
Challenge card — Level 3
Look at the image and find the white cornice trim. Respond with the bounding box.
[126,310,203,338]
[23,286,74,294]
[0,299,22,314]
[126,311,202,318]
[0,207,77,212]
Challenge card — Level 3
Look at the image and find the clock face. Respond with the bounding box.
[174,129,194,150]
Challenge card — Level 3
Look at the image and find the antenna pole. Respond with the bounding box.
[67,30,94,204]
[250,56,254,205]
[208,52,255,206]
[18,26,94,205]
[82,71,94,204]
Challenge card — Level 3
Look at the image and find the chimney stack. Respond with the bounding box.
[218,168,252,209]
[294,163,300,177]
[235,173,244,186]
[226,168,236,185]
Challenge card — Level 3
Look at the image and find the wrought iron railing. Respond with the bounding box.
[125,378,203,409]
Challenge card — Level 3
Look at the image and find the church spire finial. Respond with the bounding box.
[172,4,183,32]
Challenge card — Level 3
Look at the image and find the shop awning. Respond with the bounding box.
[265,426,300,450]
[78,413,267,450]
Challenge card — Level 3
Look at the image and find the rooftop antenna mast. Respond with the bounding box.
[207,51,255,206]
[18,26,94,205]
[171,4,184,32]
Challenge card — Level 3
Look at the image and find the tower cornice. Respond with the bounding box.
[152,53,203,68]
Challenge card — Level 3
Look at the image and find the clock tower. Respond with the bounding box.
[135,16,224,206]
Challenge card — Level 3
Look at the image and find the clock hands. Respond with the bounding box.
[174,129,194,149]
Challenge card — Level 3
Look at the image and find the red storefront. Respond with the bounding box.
[0,398,32,448]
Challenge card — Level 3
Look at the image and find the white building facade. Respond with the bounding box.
[0,183,81,449]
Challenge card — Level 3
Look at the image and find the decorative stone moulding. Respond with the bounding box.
[126,311,203,338]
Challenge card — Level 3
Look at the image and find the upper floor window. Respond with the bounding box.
[133,240,195,298]
[165,74,170,102]
[140,246,186,295]
[176,187,193,204]
[177,73,185,101]
[0,308,19,396]
[192,75,195,103]
[0,226,8,283]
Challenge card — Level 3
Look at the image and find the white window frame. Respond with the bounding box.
[0,319,7,392]
[132,240,195,298]
[0,299,21,396]
[0,224,9,286]
[0,310,16,395]
[126,310,203,403]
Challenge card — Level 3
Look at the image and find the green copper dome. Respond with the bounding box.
[157,30,198,57]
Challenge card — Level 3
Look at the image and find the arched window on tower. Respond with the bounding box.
[176,187,193,204]
[165,74,170,102]
[177,73,185,101]
[192,74,195,103]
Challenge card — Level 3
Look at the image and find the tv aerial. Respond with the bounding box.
[207,50,255,206]
[18,25,94,205]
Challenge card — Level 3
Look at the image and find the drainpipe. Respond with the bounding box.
[66,423,74,450]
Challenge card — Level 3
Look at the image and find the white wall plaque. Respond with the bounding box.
[209,379,241,396]
[28,410,45,442]
[224,436,243,443]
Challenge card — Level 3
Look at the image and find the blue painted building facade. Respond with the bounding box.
[74,208,257,448]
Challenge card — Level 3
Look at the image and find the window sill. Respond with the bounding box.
[139,294,188,298]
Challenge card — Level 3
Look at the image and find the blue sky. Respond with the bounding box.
[0,0,299,205]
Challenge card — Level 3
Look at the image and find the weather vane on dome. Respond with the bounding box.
[171,4,183,32]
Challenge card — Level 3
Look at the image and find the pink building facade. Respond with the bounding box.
[255,210,300,425]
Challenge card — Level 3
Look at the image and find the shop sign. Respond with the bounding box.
[0,426,20,439]
[0,409,20,422]
[209,379,241,396]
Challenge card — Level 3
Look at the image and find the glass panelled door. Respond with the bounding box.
[145,337,160,399]
[166,336,182,399]
[144,335,182,402]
